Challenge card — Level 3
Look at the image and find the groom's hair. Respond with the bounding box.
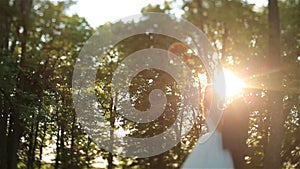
[221,98,249,169]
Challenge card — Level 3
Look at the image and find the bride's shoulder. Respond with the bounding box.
[197,131,221,145]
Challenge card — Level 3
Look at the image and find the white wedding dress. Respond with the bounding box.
[181,117,234,169]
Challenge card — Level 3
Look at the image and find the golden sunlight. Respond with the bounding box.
[214,68,245,100]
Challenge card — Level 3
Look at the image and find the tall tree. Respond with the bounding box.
[263,0,284,169]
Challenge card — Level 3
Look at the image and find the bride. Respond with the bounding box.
[181,85,249,169]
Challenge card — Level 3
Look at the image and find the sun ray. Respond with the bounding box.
[214,68,246,101]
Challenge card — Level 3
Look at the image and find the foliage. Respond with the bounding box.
[0,0,299,169]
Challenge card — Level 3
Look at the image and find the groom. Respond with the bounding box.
[221,98,250,169]
[206,85,250,169]
[181,85,250,169]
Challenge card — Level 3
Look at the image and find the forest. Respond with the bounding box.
[0,0,299,169]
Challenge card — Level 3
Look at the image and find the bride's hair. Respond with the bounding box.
[201,84,213,119]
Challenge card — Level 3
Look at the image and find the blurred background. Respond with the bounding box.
[0,0,299,169]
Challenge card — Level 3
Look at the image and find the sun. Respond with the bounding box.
[214,68,245,100]
[223,69,245,98]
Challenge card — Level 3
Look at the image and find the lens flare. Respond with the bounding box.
[214,69,245,100]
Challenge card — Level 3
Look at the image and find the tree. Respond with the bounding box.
[1,0,299,168]
[263,1,284,169]
[0,1,94,169]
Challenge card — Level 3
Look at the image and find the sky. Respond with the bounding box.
[67,0,268,28]
[67,0,166,27]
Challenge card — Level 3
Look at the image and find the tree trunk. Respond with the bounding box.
[0,94,8,169]
[38,121,47,169]
[54,126,61,169]
[0,0,13,168]
[7,113,22,169]
[70,110,76,169]
[27,112,36,169]
[263,0,284,169]
[0,0,11,50]
[32,120,40,168]
[7,1,33,168]
[108,99,115,169]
